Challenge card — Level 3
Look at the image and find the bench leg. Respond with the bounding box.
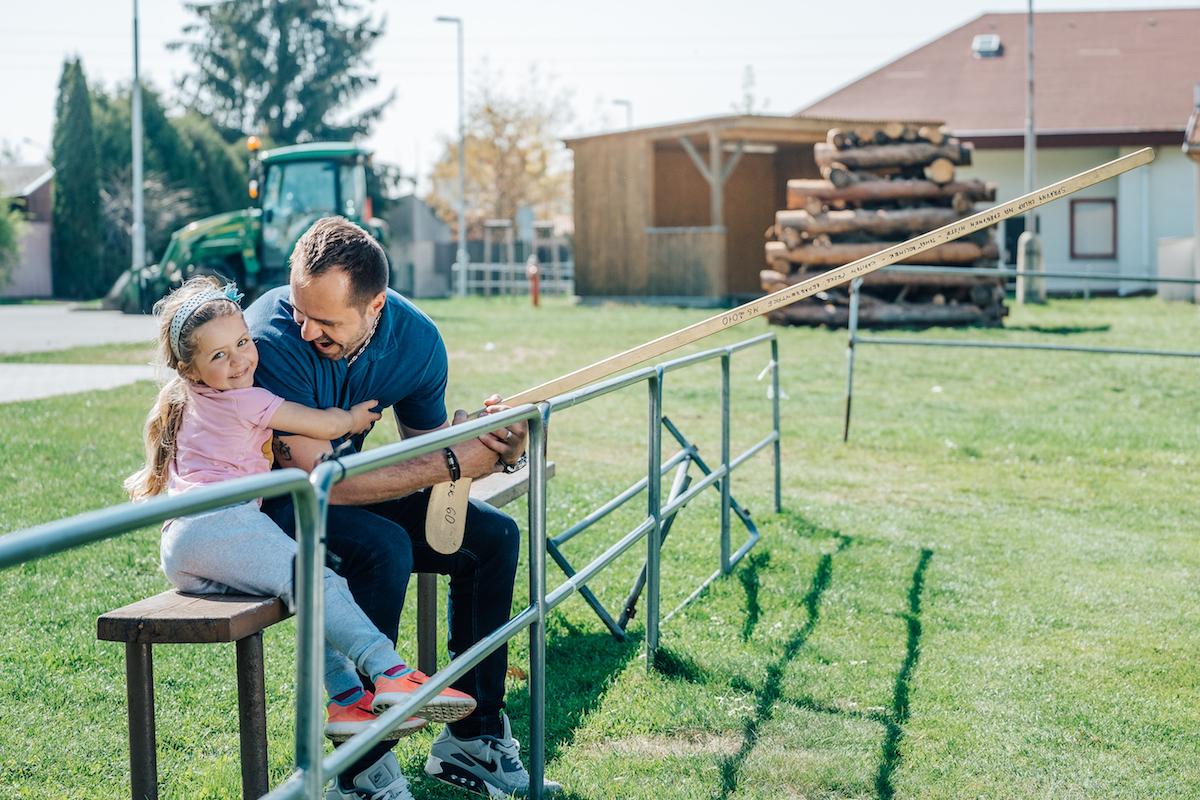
[417,573,438,674]
[235,633,270,800]
[125,642,157,800]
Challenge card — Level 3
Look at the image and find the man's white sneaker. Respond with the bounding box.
[424,715,563,798]
[325,751,415,800]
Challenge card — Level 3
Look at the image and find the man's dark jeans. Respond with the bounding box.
[263,489,520,776]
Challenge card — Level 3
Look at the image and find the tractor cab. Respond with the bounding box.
[255,141,375,276]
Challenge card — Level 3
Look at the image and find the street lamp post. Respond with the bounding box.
[436,15,468,297]
[1016,0,1043,304]
[132,0,146,310]
[613,98,633,128]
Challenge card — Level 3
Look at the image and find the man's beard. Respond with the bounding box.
[313,313,379,362]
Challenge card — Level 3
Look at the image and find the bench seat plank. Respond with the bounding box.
[98,593,287,644]
[470,462,554,508]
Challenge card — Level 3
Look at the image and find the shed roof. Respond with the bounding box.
[0,164,53,198]
[564,113,940,148]
[796,8,1200,137]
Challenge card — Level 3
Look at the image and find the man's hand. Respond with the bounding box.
[348,399,382,434]
[478,393,528,467]
[446,408,504,479]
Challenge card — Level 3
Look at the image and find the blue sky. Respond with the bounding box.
[1,0,1193,188]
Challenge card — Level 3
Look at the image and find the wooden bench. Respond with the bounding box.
[98,465,552,800]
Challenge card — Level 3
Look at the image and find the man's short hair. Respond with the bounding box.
[290,216,389,308]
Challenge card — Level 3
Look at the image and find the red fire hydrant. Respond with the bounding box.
[526,258,541,307]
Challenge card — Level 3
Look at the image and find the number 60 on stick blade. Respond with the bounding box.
[425,147,1155,554]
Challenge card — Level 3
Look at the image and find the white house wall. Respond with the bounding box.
[961,145,1195,296]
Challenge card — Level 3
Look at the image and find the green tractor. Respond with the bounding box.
[106,141,386,312]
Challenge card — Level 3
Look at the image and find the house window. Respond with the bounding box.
[1070,198,1117,260]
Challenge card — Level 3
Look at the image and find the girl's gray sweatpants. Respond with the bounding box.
[161,500,402,698]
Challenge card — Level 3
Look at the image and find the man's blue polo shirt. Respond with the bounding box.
[244,286,448,451]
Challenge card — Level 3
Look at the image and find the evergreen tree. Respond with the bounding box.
[50,58,103,298]
[89,83,248,281]
[0,207,22,290]
[173,112,249,214]
[173,0,391,144]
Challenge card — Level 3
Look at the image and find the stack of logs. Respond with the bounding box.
[762,123,1008,327]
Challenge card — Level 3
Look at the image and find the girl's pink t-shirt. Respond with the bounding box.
[167,383,285,495]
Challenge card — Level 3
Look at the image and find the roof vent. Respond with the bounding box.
[971,34,1003,58]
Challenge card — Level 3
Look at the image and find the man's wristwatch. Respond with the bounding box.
[500,452,528,474]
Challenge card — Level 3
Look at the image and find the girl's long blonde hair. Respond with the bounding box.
[123,275,241,500]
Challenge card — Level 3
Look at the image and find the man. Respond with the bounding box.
[245,216,561,799]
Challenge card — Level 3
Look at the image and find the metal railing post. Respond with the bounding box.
[528,407,549,800]
[843,278,862,443]
[645,371,663,669]
[294,465,332,796]
[719,352,731,574]
[770,335,782,513]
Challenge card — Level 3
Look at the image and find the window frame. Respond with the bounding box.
[1069,198,1118,260]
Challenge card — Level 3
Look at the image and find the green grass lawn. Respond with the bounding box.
[1,295,1198,798]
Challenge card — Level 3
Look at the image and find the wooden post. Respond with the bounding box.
[125,642,157,800]
[708,127,723,227]
[677,130,745,230]
[417,573,438,673]
[235,634,270,800]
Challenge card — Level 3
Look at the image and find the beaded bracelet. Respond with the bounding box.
[442,447,461,482]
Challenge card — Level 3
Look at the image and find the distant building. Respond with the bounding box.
[797,8,1200,294]
[565,114,934,304]
[0,163,54,298]
[384,194,453,298]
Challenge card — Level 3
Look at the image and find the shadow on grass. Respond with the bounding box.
[716,526,853,800]
[716,510,936,800]
[874,548,933,800]
[1005,324,1111,335]
[506,616,642,765]
[652,644,708,685]
[738,551,770,642]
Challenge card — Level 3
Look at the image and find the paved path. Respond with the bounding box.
[0,304,156,355]
[0,305,158,403]
[0,364,157,404]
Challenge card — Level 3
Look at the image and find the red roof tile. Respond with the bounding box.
[797,9,1200,135]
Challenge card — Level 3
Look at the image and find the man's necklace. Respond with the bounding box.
[345,312,381,368]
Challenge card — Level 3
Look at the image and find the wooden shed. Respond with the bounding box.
[564,113,936,304]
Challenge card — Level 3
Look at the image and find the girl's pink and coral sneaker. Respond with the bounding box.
[371,668,477,723]
[325,690,427,743]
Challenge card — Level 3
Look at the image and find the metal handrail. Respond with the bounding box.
[0,332,782,800]
[0,469,316,571]
[843,275,1200,441]
[879,264,1200,285]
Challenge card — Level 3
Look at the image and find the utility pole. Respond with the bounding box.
[131,0,146,310]
[613,99,633,129]
[436,16,468,297]
[1016,0,1043,304]
[1187,84,1200,299]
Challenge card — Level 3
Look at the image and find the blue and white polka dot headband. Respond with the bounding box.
[169,282,244,360]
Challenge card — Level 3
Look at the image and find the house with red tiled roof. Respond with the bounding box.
[797,8,1199,295]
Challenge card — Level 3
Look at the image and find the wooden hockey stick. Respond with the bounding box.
[425,147,1155,554]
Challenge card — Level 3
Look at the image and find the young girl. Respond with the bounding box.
[125,276,475,743]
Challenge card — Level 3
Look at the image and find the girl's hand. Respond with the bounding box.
[348,400,382,434]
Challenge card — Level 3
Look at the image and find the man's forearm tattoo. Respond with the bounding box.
[272,435,293,464]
